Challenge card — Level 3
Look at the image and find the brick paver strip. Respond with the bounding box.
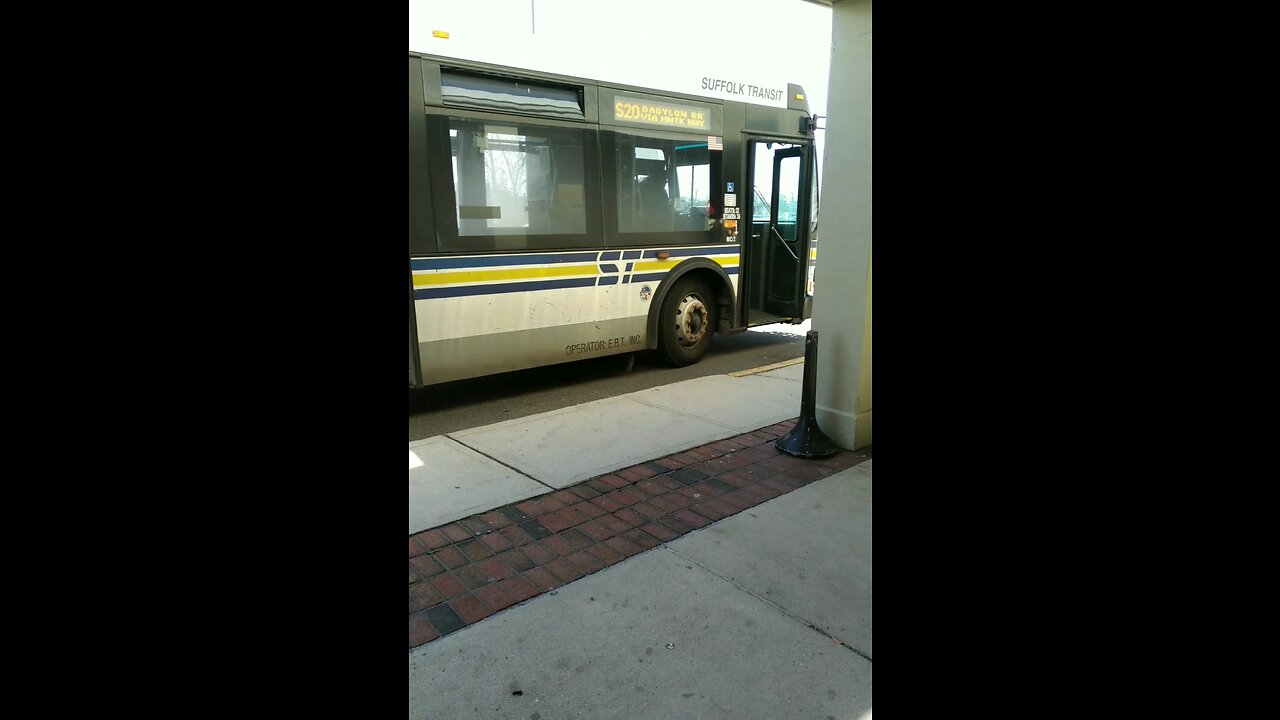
[408,417,870,651]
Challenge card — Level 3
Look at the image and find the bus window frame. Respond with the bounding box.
[424,109,604,254]
[601,126,723,249]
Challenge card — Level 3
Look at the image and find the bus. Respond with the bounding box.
[409,52,820,388]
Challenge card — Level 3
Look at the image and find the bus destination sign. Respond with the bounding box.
[613,95,710,131]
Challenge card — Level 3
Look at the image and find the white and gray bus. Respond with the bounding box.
[409,52,820,387]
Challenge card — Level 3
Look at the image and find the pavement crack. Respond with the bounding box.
[663,546,872,664]
[445,436,558,492]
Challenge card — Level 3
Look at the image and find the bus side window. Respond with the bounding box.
[446,117,587,244]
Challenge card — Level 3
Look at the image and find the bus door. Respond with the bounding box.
[743,138,812,323]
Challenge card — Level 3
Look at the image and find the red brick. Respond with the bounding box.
[676,484,705,500]
[718,491,760,511]
[566,549,607,574]
[607,488,645,506]
[657,515,694,535]
[673,509,711,529]
[576,519,614,542]
[688,480,727,497]
[499,524,534,546]
[582,480,612,495]
[408,581,444,612]
[586,542,626,566]
[523,566,560,592]
[690,458,736,477]
[478,531,514,552]
[617,464,658,481]
[432,546,468,569]
[662,491,696,509]
[688,502,728,522]
[521,542,556,566]
[759,454,808,473]
[571,501,607,520]
[409,565,420,585]
[515,499,550,517]
[537,496,568,512]
[459,516,491,535]
[473,576,539,612]
[456,538,495,562]
[550,490,580,506]
[632,502,665,520]
[652,475,684,491]
[539,508,589,533]
[474,558,515,583]
[623,528,662,550]
[541,528,591,556]
[640,522,679,542]
[409,554,445,578]
[686,447,719,462]
[613,507,647,528]
[589,495,625,513]
[603,535,643,558]
[633,479,665,497]
[654,457,683,470]
[544,557,585,584]
[597,514,630,534]
[702,497,740,517]
[454,564,497,590]
[429,572,466,601]
[481,510,513,529]
[409,612,440,647]
[646,495,681,513]
[416,529,450,551]
[496,549,535,572]
[409,537,428,559]
[449,593,493,624]
[598,474,630,488]
[441,524,472,543]
[568,484,600,499]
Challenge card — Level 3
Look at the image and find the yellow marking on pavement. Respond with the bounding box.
[728,357,804,377]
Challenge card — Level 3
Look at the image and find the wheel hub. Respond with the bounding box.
[675,294,708,348]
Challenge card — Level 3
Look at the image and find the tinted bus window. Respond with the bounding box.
[448,119,587,239]
[615,134,713,235]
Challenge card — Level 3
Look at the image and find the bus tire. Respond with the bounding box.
[656,276,716,367]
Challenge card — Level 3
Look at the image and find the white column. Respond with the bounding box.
[813,0,872,449]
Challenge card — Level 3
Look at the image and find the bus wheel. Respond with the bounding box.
[657,276,716,367]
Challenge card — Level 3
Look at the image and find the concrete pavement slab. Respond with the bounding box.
[409,436,549,535]
[408,547,872,720]
[667,464,873,658]
[628,374,802,434]
[449,396,733,488]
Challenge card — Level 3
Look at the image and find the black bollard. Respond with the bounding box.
[775,330,839,458]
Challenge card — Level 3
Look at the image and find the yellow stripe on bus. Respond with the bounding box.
[413,264,598,287]
[632,257,739,273]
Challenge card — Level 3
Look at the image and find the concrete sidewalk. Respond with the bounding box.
[408,361,872,719]
[409,359,807,535]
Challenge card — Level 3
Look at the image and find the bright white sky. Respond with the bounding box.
[409,0,832,121]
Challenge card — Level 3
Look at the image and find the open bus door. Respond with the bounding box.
[743,138,814,324]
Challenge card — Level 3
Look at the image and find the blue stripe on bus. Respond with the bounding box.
[411,252,600,270]
[630,272,668,283]
[598,276,618,286]
[599,251,620,261]
[414,276,598,299]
